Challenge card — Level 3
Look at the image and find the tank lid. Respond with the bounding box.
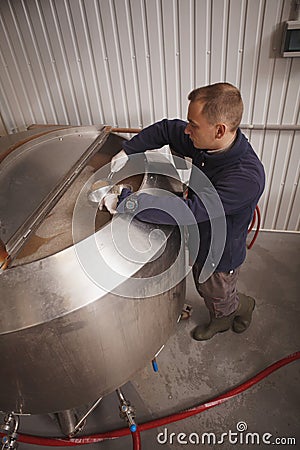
[0,125,110,267]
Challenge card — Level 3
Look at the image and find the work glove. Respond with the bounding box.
[110,149,128,173]
[99,193,119,215]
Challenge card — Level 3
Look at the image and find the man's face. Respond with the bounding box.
[184,101,218,150]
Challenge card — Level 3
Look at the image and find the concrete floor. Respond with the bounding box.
[1,230,300,449]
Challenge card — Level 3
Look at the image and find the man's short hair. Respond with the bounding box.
[188,83,243,132]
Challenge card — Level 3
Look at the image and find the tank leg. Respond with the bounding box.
[56,409,78,437]
[55,396,103,437]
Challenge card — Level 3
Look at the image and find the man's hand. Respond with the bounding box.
[99,193,119,215]
[111,150,128,173]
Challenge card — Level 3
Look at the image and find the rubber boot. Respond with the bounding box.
[192,311,235,341]
[232,293,255,333]
[192,293,256,341]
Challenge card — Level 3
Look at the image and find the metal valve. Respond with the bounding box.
[1,436,18,450]
[1,413,19,450]
[116,388,137,432]
[151,344,165,372]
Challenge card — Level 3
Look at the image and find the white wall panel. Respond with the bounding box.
[86,0,117,125]
[251,0,282,124]
[0,112,7,135]
[263,131,293,229]
[161,0,180,117]
[282,58,300,124]
[13,0,57,123]
[129,0,154,125]
[275,132,300,229]
[240,0,266,124]
[210,0,229,83]
[39,1,79,124]
[0,3,35,127]
[0,0,299,231]
[246,130,274,228]
[226,0,247,87]
[178,0,194,117]
[194,0,211,85]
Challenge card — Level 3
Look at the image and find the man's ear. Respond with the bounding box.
[215,123,226,139]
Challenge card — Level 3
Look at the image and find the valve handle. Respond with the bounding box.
[152,358,158,372]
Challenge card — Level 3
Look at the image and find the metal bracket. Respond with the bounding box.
[180,303,193,320]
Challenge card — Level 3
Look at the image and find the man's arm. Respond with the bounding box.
[117,173,263,226]
[117,189,212,225]
[122,119,194,158]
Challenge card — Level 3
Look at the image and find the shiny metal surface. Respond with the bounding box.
[88,182,132,204]
[0,125,110,259]
[0,128,186,414]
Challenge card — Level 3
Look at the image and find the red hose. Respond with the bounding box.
[247,205,261,249]
[2,351,299,447]
[131,429,141,450]
[247,209,256,234]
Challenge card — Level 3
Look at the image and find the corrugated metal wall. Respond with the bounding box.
[0,0,299,231]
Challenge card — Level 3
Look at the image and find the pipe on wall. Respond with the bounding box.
[240,124,300,131]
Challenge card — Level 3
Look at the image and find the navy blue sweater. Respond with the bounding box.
[118,119,265,272]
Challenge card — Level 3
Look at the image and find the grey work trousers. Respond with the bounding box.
[192,264,241,318]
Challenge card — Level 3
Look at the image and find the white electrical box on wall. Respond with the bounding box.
[282,20,300,57]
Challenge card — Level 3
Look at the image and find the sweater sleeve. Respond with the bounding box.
[123,119,195,158]
[117,189,220,226]
[213,172,264,215]
[117,171,262,226]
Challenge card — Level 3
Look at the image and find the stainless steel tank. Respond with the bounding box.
[0,125,186,415]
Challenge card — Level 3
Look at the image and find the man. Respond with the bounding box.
[101,83,265,341]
